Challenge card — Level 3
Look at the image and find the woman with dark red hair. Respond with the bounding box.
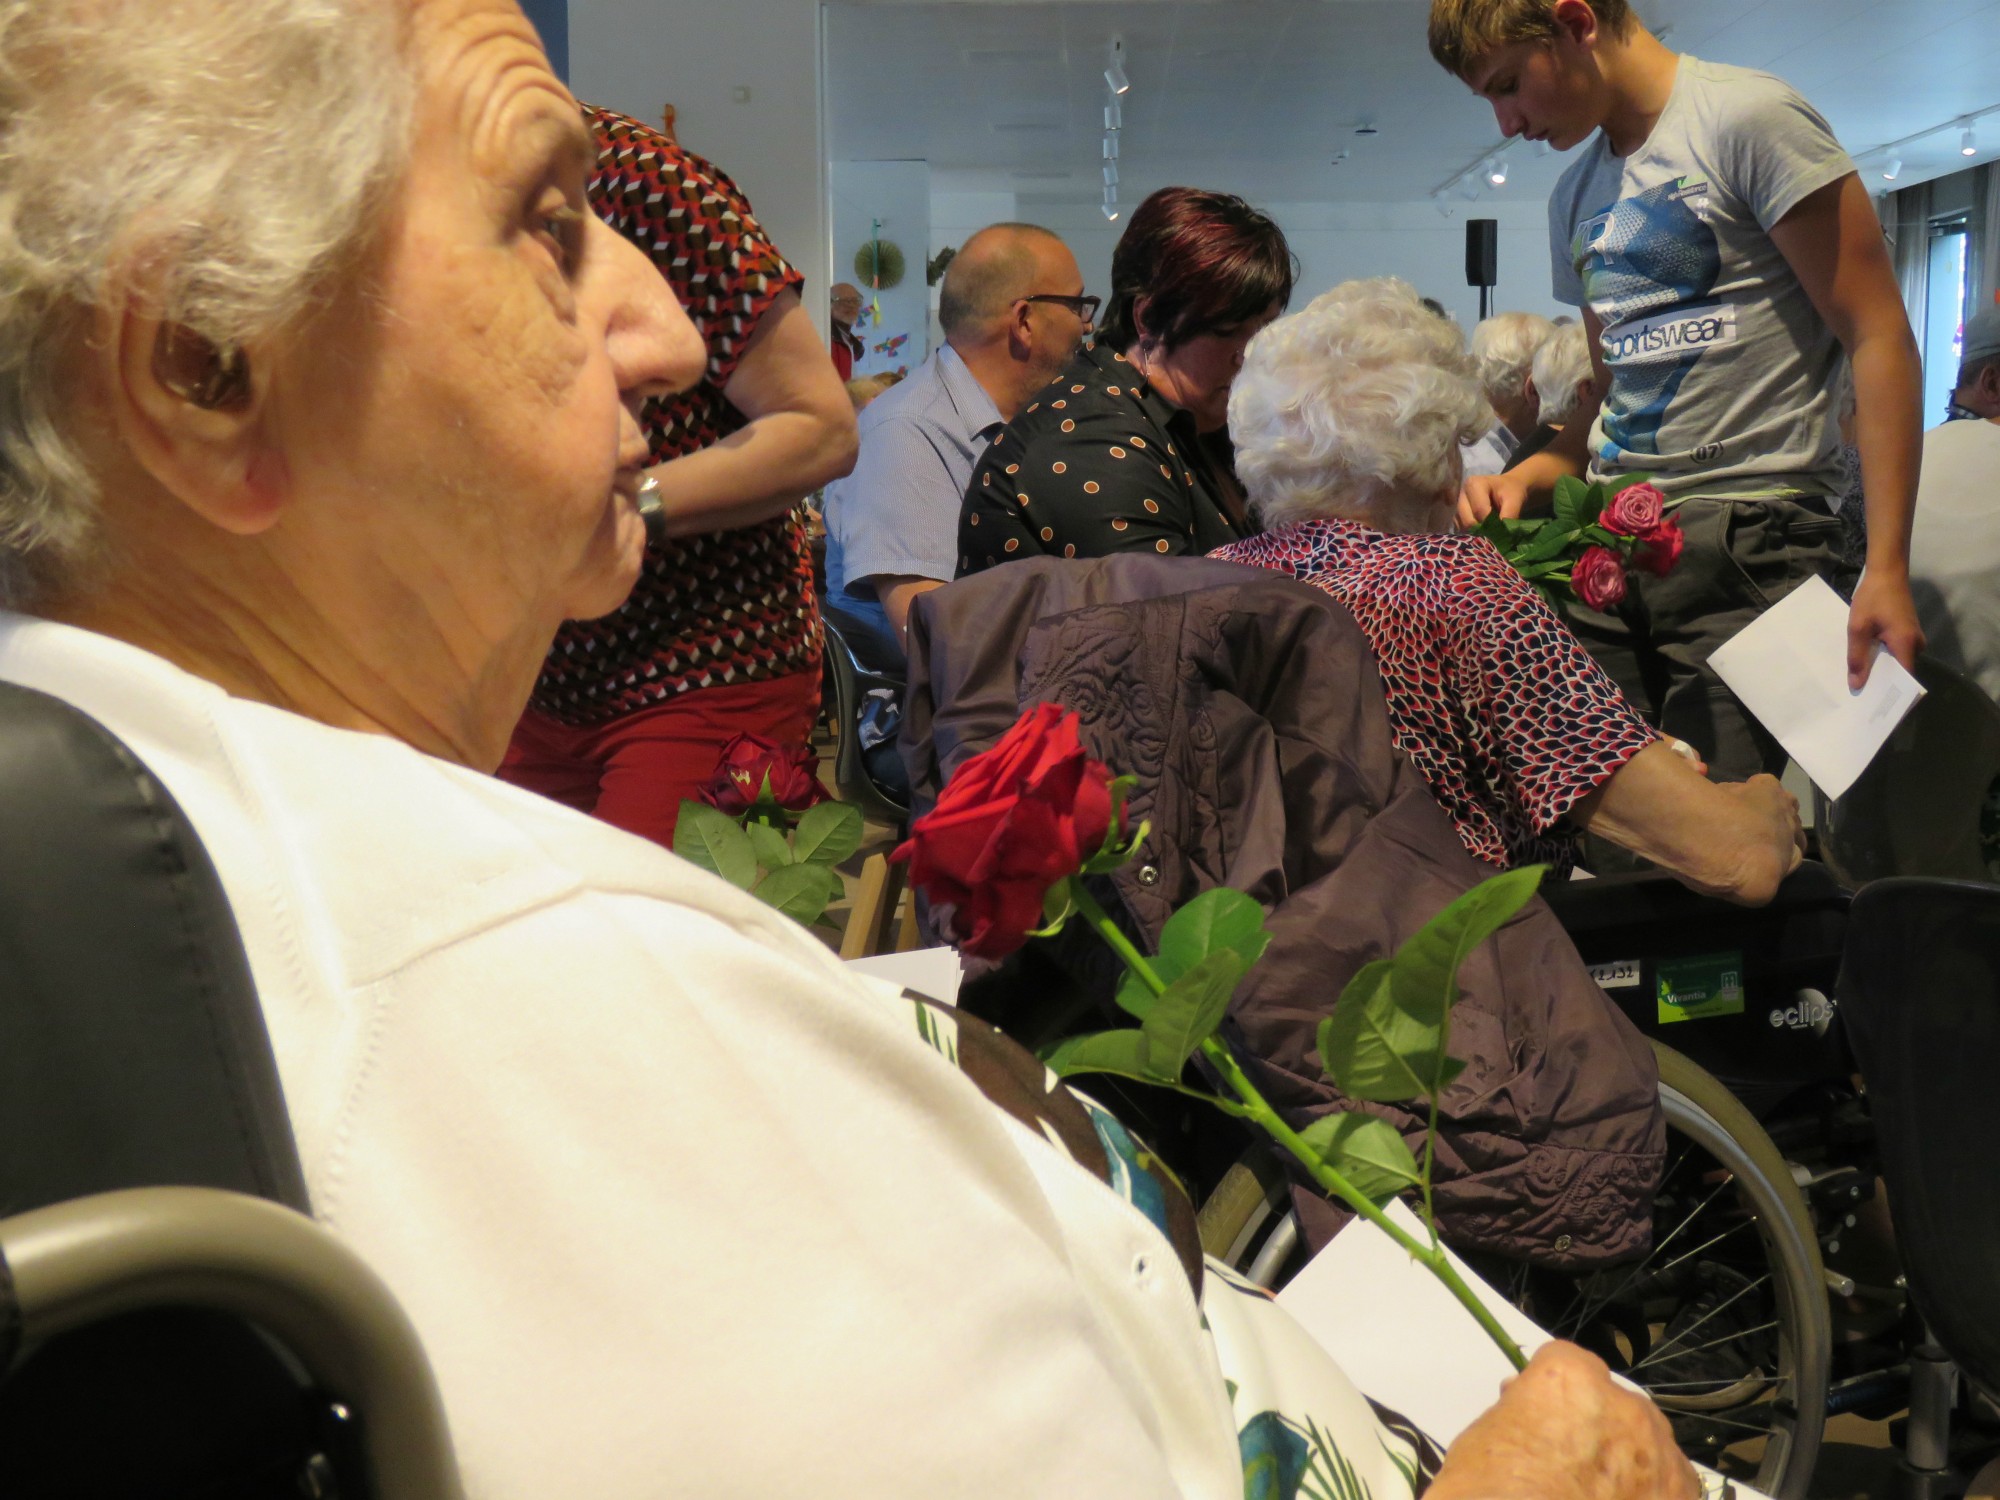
[957,187,1296,569]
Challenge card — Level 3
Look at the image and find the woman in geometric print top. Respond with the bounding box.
[1216,278,1805,901]
[957,187,1294,572]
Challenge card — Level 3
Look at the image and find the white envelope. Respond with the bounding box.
[1707,575,1924,800]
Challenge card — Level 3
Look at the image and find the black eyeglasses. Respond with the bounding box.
[1020,293,1101,325]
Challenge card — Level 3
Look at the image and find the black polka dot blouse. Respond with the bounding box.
[955,341,1247,574]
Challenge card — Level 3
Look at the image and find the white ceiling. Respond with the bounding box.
[825,0,2000,209]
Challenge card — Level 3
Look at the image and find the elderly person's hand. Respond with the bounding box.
[1428,1343,1701,1500]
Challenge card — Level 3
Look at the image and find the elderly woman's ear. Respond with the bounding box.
[97,296,288,538]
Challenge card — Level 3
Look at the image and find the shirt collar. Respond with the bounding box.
[934,343,1006,440]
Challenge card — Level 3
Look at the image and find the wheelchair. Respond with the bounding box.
[0,680,458,1498]
[1185,863,1854,1500]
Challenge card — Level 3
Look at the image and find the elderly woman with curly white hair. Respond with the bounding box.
[1216,278,1803,901]
[0,5,1720,1499]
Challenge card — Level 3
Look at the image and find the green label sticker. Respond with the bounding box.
[1657,951,1746,1024]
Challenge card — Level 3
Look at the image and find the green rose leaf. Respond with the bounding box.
[674,800,758,891]
[1159,887,1272,977]
[1296,1112,1423,1208]
[1042,1028,1170,1084]
[1513,519,1578,566]
[1117,888,1270,1021]
[1553,474,1590,532]
[753,861,838,926]
[1318,959,1436,1102]
[1475,511,1512,549]
[746,820,795,871]
[1140,949,1247,1077]
[793,800,863,866]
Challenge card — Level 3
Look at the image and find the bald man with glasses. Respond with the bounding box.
[823,223,1093,663]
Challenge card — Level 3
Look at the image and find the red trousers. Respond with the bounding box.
[498,671,820,850]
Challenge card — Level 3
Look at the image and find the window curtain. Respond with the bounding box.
[1977,163,2000,321]
[1885,181,1934,337]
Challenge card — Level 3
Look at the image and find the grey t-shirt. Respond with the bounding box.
[1549,56,1855,499]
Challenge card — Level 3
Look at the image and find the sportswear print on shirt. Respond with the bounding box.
[1548,57,1856,499]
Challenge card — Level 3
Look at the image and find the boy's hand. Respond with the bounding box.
[1847,571,1925,688]
[1459,471,1534,528]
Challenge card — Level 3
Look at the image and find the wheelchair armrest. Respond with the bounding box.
[1,1187,461,1500]
[1539,860,1848,941]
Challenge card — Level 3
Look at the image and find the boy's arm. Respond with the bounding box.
[1458,308,1609,525]
[1768,172,1926,686]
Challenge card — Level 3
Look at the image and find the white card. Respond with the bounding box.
[1275,1201,1768,1500]
[1707,575,1924,800]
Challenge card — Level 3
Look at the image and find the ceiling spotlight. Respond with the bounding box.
[1103,163,1119,186]
[1105,39,1130,95]
[1103,203,1121,222]
[1487,156,1509,186]
[1460,179,1481,201]
[1963,126,1979,156]
[1882,155,1903,180]
[1104,100,1122,132]
[1103,134,1119,161]
[1432,192,1453,219]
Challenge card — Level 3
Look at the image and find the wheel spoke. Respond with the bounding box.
[1564,1168,1744,1337]
[1549,1138,1702,1330]
[1630,1276,1772,1372]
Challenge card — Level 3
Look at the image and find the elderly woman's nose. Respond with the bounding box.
[595,219,704,402]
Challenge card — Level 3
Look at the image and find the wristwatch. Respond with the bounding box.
[636,474,666,546]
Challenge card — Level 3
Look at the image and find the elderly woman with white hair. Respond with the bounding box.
[1459,309,1555,476]
[1216,279,1803,900]
[0,4,1714,1499]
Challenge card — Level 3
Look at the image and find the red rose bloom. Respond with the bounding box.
[1632,518,1686,578]
[1572,544,1629,612]
[1602,482,1667,537]
[701,732,829,816]
[894,703,1118,960]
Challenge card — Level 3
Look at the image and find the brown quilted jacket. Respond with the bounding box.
[901,555,1664,1269]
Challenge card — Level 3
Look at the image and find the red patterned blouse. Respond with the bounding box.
[1213,518,1658,872]
[528,106,819,727]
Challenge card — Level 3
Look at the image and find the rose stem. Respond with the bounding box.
[1063,876,1529,1372]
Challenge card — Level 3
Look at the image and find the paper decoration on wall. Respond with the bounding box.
[927,246,958,286]
[871,333,910,359]
[853,236,906,291]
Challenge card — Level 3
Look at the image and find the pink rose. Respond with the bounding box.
[1572,545,1629,612]
[1602,482,1667,537]
[1632,519,1686,578]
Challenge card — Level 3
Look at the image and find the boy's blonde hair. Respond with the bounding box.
[1427,0,1635,77]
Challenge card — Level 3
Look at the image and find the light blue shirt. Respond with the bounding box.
[823,344,1004,662]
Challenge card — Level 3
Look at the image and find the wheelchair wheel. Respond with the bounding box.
[1194,1043,1830,1500]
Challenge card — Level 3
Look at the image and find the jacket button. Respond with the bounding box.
[1137,864,1161,887]
[1553,1234,1573,1253]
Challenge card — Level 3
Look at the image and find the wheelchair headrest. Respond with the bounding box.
[0,681,307,1223]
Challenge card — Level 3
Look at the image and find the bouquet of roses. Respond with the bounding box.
[896,703,1538,1368]
[1476,475,1684,611]
[674,732,863,929]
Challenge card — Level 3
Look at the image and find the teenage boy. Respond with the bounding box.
[1428,0,1924,780]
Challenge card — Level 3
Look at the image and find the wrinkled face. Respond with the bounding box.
[1464,40,1603,151]
[1148,305,1281,435]
[272,0,702,657]
[830,286,864,324]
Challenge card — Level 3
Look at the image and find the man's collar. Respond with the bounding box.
[935,343,1006,437]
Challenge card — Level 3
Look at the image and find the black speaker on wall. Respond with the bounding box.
[1465,218,1499,317]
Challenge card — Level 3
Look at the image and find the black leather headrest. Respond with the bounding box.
[0,681,307,1220]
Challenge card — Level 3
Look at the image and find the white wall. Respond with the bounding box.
[1010,196,1565,334]
[570,0,829,314]
[832,160,931,377]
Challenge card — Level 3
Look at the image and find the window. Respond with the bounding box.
[1925,214,1971,422]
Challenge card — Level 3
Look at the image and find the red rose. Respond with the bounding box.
[1602,482,1667,537]
[1572,544,1629,612]
[1632,518,1686,578]
[893,703,1117,960]
[701,732,829,816]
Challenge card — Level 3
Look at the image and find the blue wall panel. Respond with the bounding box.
[518,0,569,84]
